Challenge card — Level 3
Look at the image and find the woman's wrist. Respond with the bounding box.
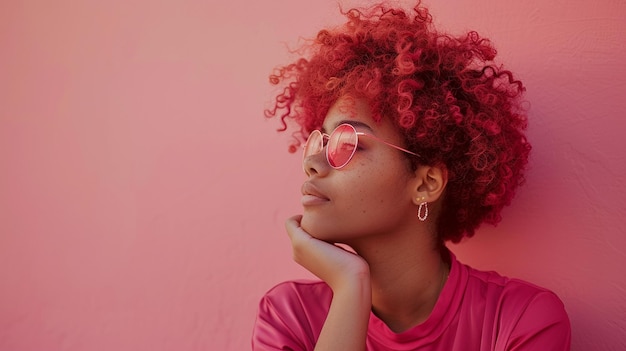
[326,257,371,292]
[315,275,371,351]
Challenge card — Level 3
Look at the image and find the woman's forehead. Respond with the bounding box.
[322,96,373,129]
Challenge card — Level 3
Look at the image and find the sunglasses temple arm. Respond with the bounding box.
[357,132,420,157]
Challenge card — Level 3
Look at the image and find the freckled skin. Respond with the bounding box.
[301,97,417,245]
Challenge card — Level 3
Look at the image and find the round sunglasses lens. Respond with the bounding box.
[327,125,357,168]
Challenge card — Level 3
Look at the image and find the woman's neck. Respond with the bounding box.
[349,232,449,333]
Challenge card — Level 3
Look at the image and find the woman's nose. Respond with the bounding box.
[302,148,330,177]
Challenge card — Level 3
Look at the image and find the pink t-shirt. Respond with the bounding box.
[252,253,571,350]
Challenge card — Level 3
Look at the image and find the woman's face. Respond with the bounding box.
[300,96,419,244]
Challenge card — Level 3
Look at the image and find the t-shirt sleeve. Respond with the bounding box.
[251,293,305,350]
[251,281,329,351]
[503,290,571,351]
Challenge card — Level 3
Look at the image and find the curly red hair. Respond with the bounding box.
[265,2,531,243]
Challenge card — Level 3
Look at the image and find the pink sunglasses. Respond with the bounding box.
[303,123,419,169]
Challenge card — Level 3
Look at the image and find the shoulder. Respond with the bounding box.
[252,280,332,351]
[262,279,332,300]
[464,265,567,319]
[258,279,332,318]
[498,279,571,349]
[259,279,332,313]
[461,264,571,349]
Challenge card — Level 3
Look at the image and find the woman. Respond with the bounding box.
[252,2,571,350]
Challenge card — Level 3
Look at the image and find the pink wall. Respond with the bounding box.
[1,0,624,350]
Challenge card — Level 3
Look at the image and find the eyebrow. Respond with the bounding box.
[322,120,374,134]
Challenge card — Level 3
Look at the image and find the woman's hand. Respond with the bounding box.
[285,215,371,350]
[285,215,370,292]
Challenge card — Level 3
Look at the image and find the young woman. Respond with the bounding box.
[252,2,571,350]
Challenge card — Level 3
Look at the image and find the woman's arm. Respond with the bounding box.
[285,215,371,351]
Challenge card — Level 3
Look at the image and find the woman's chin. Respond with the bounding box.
[300,215,318,236]
[300,215,334,241]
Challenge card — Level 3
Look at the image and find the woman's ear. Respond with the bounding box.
[410,164,448,205]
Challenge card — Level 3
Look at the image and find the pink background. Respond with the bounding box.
[1,0,625,350]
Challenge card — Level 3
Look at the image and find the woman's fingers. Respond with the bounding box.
[284,215,369,290]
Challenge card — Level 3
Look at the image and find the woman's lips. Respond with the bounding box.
[301,182,330,206]
[301,194,330,206]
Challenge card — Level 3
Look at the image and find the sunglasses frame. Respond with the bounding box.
[303,123,419,170]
